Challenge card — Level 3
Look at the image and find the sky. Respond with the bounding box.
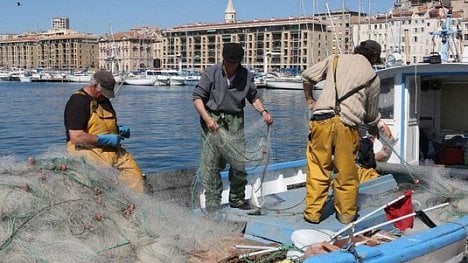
[1,0,395,35]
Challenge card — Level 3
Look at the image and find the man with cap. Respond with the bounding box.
[64,70,145,193]
[193,42,273,214]
[301,40,389,224]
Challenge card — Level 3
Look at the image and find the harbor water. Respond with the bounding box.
[0,81,310,174]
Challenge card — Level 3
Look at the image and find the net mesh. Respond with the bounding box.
[191,117,303,214]
[191,118,467,226]
[0,150,244,262]
[369,134,468,225]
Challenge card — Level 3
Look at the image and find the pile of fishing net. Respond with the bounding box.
[0,151,253,262]
[374,135,468,225]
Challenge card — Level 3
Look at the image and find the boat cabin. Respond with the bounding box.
[377,63,468,166]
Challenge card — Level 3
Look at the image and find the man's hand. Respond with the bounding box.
[205,117,219,132]
[261,111,273,126]
[97,134,122,148]
[306,97,316,110]
[118,125,131,138]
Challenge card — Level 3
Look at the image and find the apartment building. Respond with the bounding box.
[161,16,332,73]
[98,27,162,73]
[0,29,99,71]
[353,0,467,64]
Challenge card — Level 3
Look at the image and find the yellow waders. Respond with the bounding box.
[357,166,380,183]
[67,94,144,193]
[304,116,360,223]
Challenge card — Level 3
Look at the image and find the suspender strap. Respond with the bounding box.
[337,74,377,103]
[333,56,340,113]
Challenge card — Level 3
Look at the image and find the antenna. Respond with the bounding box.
[429,1,461,63]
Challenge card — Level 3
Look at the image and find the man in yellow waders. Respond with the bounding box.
[64,70,144,193]
[357,123,393,183]
[301,40,388,224]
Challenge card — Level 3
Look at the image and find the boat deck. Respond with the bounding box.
[194,174,399,245]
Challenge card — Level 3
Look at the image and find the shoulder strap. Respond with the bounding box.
[337,74,377,103]
[333,55,377,114]
[333,55,339,83]
[333,55,340,113]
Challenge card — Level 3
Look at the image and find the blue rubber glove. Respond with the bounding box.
[118,125,131,138]
[97,134,122,148]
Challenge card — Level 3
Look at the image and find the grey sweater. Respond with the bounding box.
[193,63,259,113]
[301,54,381,127]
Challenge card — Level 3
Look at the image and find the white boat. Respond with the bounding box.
[265,74,303,90]
[123,76,156,86]
[0,70,10,81]
[162,69,186,86]
[254,73,267,88]
[19,72,32,82]
[146,69,170,86]
[184,74,201,86]
[67,72,93,83]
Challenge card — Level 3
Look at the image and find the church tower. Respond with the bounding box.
[224,0,237,23]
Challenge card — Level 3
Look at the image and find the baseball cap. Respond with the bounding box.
[360,40,383,64]
[93,70,116,98]
[222,43,244,63]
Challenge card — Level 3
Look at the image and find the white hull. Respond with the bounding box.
[169,76,186,86]
[19,76,32,82]
[265,78,302,90]
[154,76,170,86]
[67,74,92,83]
[124,78,155,86]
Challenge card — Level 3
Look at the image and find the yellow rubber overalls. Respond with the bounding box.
[67,91,144,193]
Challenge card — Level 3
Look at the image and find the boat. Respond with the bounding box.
[162,69,186,86]
[66,71,93,83]
[0,70,9,81]
[185,159,467,263]
[123,75,156,86]
[123,69,170,86]
[265,73,303,90]
[144,61,468,262]
[183,70,201,86]
[19,71,32,82]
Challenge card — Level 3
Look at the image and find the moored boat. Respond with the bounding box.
[66,72,93,83]
[123,76,156,86]
[265,73,303,90]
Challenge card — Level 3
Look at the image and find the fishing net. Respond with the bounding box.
[369,133,468,226]
[190,116,308,217]
[0,149,246,263]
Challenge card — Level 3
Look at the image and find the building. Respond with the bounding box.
[314,10,365,54]
[52,17,70,31]
[160,0,338,73]
[5,0,468,73]
[352,0,467,64]
[98,26,162,73]
[0,29,99,71]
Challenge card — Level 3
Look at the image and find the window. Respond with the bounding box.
[379,77,395,119]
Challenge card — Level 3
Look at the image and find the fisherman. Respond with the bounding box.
[357,123,393,183]
[64,70,145,193]
[193,42,273,213]
[301,40,391,224]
